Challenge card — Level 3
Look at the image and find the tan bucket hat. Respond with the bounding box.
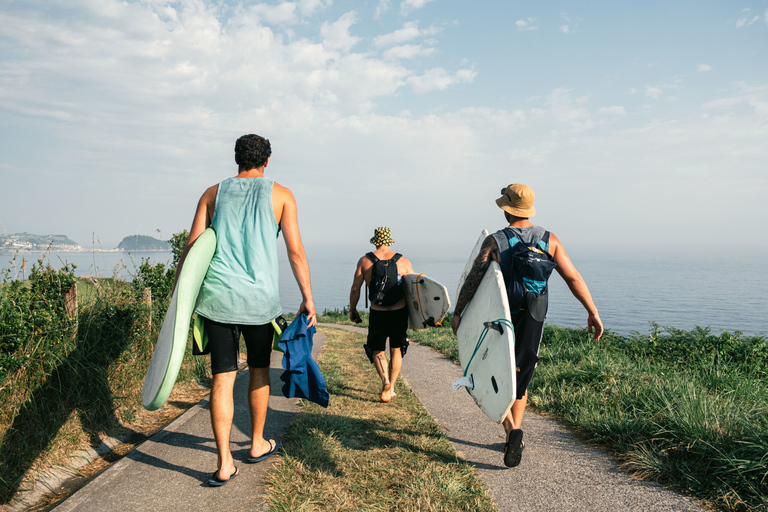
[370,227,395,246]
[496,184,536,218]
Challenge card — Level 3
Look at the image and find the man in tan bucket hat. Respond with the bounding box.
[452,184,603,468]
[349,227,415,403]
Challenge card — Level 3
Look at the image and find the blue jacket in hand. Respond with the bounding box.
[278,313,329,408]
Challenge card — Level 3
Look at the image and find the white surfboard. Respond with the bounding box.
[142,228,216,411]
[456,229,490,299]
[402,274,451,330]
[454,231,516,423]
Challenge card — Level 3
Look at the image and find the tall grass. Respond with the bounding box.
[408,322,768,512]
[0,259,209,504]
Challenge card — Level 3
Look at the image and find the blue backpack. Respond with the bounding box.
[494,227,557,318]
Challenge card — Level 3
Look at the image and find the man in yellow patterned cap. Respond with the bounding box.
[452,184,603,468]
[349,227,415,402]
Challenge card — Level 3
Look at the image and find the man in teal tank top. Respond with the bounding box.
[176,134,315,486]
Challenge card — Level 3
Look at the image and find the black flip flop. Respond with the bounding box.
[207,467,239,487]
[247,439,279,463]
[504,429,524,468]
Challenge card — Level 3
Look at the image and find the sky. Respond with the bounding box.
[1,0,767,259]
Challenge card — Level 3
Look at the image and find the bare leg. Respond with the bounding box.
[248,366,273,457]
[502,391,528,435]
[384,347,403,401]
[210,370,238,479]
[373,350,391,402]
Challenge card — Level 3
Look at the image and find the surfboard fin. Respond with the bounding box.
[452,375,474,391]
[483,321,505,334]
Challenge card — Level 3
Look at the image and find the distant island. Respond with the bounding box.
[117,235,170,251]
[1,232,171,252]
[0,232,81,251]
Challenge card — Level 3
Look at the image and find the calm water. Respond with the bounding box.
[3,249,766,337]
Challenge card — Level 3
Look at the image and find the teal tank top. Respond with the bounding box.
[195,177,281,325]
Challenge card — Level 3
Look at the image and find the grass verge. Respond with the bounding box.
[408,322,768,512]
[267,326,495,512]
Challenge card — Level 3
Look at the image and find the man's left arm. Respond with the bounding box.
[549,233,603,340]
[277,186,316,326]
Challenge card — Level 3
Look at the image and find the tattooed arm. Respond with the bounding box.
[451,235,500,335]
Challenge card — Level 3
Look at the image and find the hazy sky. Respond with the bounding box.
[1,0,766,258]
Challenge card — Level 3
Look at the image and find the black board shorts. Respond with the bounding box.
[512,307,545,400]
[203,317,274,374]
[367,307,409,352]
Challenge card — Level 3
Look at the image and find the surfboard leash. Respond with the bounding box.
[456,318,514,395]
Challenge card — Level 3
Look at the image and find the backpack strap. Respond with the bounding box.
[365,252,379,263]
[493,230,510,252]
[493,230,513,288]
[538,231,551,253]
[393,253,402,262]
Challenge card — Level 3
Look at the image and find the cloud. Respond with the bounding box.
[598,106,626,115]
[298,0,330,17]
[407,67,476,94]
[249,2,298,25]
[383,44,436,61]
[736,8,767,28]
[559,11,577,34]
[373,21,440,47]
[645,86,664,100]
[374,0,392,19]
[698,64,712,72]
[644,80,681,100]
[320,11,361,52]
[400,0,436,16]
[516,17,538,31]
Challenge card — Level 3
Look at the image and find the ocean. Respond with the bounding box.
[2,248,766,338]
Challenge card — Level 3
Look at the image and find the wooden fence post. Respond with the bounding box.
[64,282,78,338]
[143,288,152,332]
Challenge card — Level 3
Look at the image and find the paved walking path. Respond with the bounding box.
[46,324,708,511]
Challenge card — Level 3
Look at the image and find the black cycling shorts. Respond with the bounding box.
[203,317,274,374]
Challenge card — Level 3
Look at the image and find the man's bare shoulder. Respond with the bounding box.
[199,183,218,206]
[547,231,562,255]
[358,254,374,269]
[271,181,297,208]
[272,181,294,197]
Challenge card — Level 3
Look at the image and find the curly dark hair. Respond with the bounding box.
[235,134,272,170]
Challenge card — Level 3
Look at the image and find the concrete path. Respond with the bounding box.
[327,324,708,512]
[49,324,709,511]
[51,332,328,512]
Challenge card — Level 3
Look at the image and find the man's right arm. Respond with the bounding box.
[451,236,498,335]
[174,185,217,288]
[349,258,364,323]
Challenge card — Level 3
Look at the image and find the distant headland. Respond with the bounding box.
[0,233,170,252]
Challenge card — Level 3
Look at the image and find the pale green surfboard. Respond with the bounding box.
[142,228,216,411]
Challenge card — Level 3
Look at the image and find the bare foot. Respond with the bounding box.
[381,383,392,403]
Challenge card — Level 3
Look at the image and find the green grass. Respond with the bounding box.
[407,322,768,512]
[267,327,495,512]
